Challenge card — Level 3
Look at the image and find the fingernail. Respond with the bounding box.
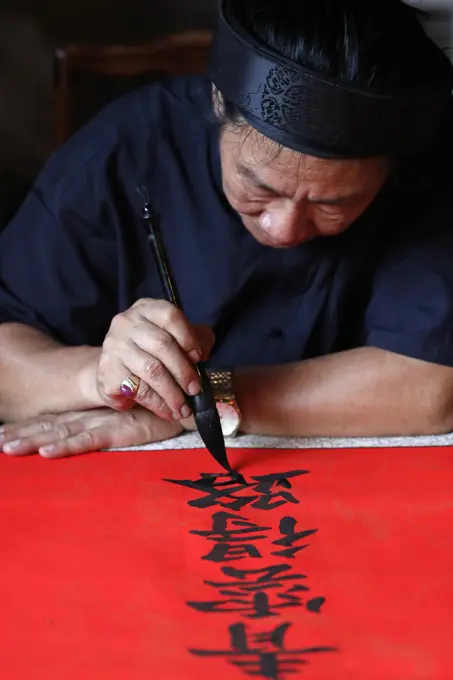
[187,380,201,396]
[181,404,192,419]
[172,411,182,421]
[189,350,202,363]
[3,440,22,453]
[39,445,57,456]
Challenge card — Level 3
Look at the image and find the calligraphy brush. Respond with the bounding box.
[137,187,235,476]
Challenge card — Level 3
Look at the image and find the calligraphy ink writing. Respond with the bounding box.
[191,512,318,562]
[165,469,336,678]
[273,517,318,559]
[164,470,310,511]
[190,623,336,680]
[191,512,271,562]
[188,564,325,618]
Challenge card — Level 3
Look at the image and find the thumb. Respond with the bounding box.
[192,324,215,361]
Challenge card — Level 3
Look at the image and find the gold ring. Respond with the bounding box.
[120,376,140,399]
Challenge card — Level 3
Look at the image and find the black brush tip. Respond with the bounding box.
[194,408,233,474]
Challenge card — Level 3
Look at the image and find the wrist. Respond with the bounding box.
[232,367,260,434]
[75,347,105,409]
[208,368,242,437]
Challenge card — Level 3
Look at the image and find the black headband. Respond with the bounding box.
[207,1,453,158]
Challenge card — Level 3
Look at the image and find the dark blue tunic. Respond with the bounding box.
[1,76,453,368]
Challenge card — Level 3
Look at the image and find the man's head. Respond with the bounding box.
[219,124,389,248]
[212,0,453,247]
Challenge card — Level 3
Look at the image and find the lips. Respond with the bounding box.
[249,225,311,248]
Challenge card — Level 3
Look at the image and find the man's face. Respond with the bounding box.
[220,125,390,248]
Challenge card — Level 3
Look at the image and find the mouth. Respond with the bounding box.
[260,236,306,248]
[246,224,311,249]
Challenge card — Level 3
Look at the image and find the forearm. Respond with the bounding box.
[0,323,102,421]
[233,348,453,437]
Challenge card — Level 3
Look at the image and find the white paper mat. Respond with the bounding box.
[113,431,453,451]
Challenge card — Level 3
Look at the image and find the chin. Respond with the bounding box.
[270,239,314,249]
[255,237,300,248]
[245,224,312,248]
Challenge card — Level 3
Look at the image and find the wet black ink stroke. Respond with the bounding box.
[163,469,336,678]
[190,511,319,567]
[190,622,337,679]
[164,470,310,511]
[188,564,325,619]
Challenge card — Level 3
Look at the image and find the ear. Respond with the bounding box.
[211,84,226,120]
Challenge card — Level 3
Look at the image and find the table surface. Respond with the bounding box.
[1,445,452,680]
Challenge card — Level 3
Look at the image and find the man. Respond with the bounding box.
[1,0,453,457]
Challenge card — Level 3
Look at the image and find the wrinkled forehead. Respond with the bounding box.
[222,124,382,190]
[223,124,322,169]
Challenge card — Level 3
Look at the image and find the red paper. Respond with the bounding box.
[0,446,452,680]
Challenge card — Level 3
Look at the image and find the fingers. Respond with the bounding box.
[0,410,122,458]
[193,325,216,361]
[37,426,112,458]
[99,300,216,419]
[43,408,182,458]
[126,358,192,421]
[0,407,183,459]
[102,304,200,413]
[97,351,184,421]
[98,356,175,421]
[1,415,86,456]
[128,335,199,411]
[132,300,202,360]
[130,306,202,393]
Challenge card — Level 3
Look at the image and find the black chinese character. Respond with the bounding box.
[249,472,305,510]
[188,564,325,618]
[191,512,271,562]
[190,622,337,679]
[272,517,318,559]
[164,470,309,511]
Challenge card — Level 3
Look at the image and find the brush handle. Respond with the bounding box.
[142,207,216,415]
[146,219,183,309]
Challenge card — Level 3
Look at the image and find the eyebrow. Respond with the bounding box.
[237,163,283,195]
[237,163,362,205]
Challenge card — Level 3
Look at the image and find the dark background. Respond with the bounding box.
[0,0,216,226]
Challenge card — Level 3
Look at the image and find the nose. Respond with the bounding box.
[259,200,312,246]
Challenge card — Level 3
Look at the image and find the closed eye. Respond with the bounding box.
[309,195,360,207]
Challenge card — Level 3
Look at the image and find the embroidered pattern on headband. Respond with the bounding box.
[207,1,453,158]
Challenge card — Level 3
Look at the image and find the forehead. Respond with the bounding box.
[224,126,385,194]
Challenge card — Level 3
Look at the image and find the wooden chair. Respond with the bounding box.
[53,31,213,147]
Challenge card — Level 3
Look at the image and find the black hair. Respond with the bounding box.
[221,0,453,126]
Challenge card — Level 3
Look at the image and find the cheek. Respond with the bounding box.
[313,203,371,235]
[222,175,243,205]
[223,179,266,215]
[312,211,350,235]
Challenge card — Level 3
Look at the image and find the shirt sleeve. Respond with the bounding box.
[362,210,453,367]
[0,143,124,347]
